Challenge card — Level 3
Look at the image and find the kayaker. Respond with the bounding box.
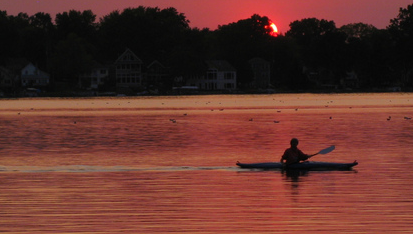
[280,138,315,165]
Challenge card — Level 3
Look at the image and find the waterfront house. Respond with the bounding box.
[114,49,143,89]
[145,60,169,87]
[79,62,109,89]
[340,71,359,89]
[186,60,237,91]
[248,57,271,89]
[0,66,15,89]
[20,62,50,88]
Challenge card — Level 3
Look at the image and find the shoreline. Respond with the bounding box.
[0,93,412,113]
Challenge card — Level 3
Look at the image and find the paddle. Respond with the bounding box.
[309,145,335,158]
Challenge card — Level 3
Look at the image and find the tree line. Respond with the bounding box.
[0,4,412,92]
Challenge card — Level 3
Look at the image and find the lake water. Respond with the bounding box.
[1,93,413,233]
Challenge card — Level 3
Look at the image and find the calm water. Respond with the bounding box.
[1,93,413,233]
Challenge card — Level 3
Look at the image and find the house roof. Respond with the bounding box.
[21,63,50,78]
[147,60,166,69]
[114,48,143,64]
[206,60,236,71]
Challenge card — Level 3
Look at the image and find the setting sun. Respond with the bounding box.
[270,23,278,34]
[265,21,278,36]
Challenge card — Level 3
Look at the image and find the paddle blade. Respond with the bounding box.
[317,145,335,155]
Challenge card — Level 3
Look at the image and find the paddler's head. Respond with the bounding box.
[290,138,299,148]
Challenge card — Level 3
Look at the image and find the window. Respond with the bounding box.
[224,83,234,89]
[207,70,217,80]
[224,72,234,79]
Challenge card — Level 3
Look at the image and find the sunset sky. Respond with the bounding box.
[1,0,412,32]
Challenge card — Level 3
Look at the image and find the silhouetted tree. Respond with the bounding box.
[98,6,190,62]
[340,23,378,41]
[27,13,55,70]
[1,4,412,93]
[29,12,54,30]
[339,23,394,88]
[287,18,336,42]
[270,35,307,90]
[365,29,393,88]
[15,12,54,69]
[167,27,210,79]
[0,11,19,64]
[55,10,97,42]
[286,18,347,86]
[0,11,54,71]
[50,33,94,85]
[388,4,413,87]
[212,14,275,87]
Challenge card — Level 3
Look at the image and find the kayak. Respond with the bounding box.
[236,161,358,170]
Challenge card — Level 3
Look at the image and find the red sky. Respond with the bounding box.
[1,0,412,32]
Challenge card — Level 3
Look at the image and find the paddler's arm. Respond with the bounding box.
[308,153,318,158]
[280,150,287,164]
[298,149,313,161]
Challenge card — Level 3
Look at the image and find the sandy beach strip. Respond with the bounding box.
[0,93,412,114]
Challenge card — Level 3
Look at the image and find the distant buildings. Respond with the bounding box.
[114,49,143,88]
[340,71,359,90]
[0,48,280,96]
[0,66,14,89]
[78,49,146,93]
[248,57,271,89]
[146,60,169,87]
[20,63,50,88]
[0,60,50,96]
[79,49,239,94]
[78,62,109,90]
[186,60,237,91]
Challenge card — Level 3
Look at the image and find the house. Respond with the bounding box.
[0,66,15,89]
[340,71,359,89]
[145,60,169,87]
[0,61,49,96]
[79,62,109,89]
[20,63,50,88]
[186,60,237,91]
[248,58,271,89]
[303,66,338,89]
[114,49,143,88]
